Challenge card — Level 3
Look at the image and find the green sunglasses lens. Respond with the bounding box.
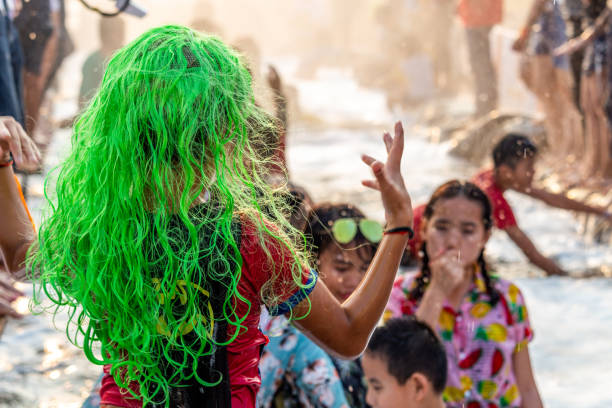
[359,219,383,243]
[332,218,358,244]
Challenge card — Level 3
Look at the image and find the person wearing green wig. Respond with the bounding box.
[0,25,414,408]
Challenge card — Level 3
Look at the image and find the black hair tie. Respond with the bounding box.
[383,226,414,239]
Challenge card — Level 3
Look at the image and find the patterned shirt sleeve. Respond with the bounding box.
[505,282,534,353]
[384,275,417,322]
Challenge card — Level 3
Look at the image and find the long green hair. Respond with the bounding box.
[29,25,310,406]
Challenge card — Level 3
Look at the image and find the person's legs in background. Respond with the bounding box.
[465,25,498,117]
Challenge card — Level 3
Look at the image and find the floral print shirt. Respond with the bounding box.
[385,271,534,408]
[257,311,369,408]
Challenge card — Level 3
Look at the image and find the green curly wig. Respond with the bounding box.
[28,25,311,406]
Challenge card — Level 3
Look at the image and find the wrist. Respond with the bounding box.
[422,283,448,309]
[383,226,414,239]
[426,279,448,297]
[520,26,530,39]
[0,153,13,168]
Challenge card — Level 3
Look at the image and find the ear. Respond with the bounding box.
[409,373,431,402]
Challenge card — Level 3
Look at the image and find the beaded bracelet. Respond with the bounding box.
[383,226,414,239]
[0,158,14,168]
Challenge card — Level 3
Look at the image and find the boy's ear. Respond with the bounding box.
[409,373,431,402]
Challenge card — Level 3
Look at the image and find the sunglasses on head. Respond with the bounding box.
[331,218,383,244]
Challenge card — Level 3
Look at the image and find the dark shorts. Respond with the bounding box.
[0,10,25,125]
[528,2,569,70]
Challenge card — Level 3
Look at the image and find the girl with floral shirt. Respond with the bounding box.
[385,181,543,408]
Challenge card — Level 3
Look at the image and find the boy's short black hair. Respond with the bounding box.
[366,316,447,394]
[492,133,538,169]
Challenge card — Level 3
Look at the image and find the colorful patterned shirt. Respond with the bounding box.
[385,271,534,408]
[257,311,368,408]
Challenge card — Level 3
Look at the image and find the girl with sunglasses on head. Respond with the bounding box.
[0,25,413,408]
[385,181,543,408]
[258,203,383,408]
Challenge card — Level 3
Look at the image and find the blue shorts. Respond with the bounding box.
[528,2,570,70]
[0,11,24,125]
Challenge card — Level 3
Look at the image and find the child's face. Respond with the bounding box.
[424,196,489,268]
[508,156,536,191]
[362,353,439,408]
[363,352,410,408]
[318,243,371,302]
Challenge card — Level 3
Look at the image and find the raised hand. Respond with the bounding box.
[0,116,41,168]
[361,121,413,229]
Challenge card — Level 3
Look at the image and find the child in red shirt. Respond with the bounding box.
[474,134,610,276]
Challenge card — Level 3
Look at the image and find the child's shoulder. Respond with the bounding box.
[490,274,529,305]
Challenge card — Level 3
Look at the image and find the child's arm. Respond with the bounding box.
[414,285,446,333]
[293,223,409,358]
[554,7,612,56]
[513,347,544,408]
[525,187,610,219]
[512,0,548,52]
[0,117,41,278]
[505,225,567,276]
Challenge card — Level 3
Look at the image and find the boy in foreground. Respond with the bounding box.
[362,317,446,408]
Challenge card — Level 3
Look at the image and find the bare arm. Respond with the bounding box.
[293,231,409,358]
[555,8,612,56]
[505,225,567,276]
[0,117,41,279]
[293,121,413,358]
[525,187,608,217]
[414,286,446,332]
[513,0,548,52]
[513,347,544,408]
